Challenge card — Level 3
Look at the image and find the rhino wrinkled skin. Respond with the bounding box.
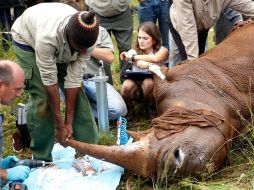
[67,23,254,180]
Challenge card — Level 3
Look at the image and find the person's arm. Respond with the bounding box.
[132,46,169,63]
[44,84,68,146]
[0,169,7,183]
[64,87,80,140]
[223,8,243,25]
[120,47,169,64]
[170,0,198,60]
[61,46,95,142]
[35,33,87,146]
[91,26,114,64]
[91,48,114,64]
[36,46,69,146]
[228,0,254,18]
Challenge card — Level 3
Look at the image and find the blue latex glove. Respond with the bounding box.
[7,165,30,182]
[1,156,19,169]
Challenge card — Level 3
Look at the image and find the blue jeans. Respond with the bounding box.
[168,31,209,67]
[138,0,169,50]
[83,80,127,120]
[168,31,181,67]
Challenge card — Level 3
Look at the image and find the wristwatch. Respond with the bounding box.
[131,54,136,64]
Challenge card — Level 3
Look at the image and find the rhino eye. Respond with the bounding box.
[174,148,185,168]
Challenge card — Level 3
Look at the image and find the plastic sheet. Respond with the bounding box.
[22,143,124,190]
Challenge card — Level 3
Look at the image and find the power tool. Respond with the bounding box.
[9,182,28,190]
[9,159,52,168]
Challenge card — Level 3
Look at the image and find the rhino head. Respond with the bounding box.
[67,106,233,179]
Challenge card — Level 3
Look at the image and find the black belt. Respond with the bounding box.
[13,40,35,52]
[83,73,95,80]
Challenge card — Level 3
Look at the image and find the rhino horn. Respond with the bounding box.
[67,138,157,177]
[127,128,153,141]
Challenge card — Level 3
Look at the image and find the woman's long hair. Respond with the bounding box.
[135,22,162,55]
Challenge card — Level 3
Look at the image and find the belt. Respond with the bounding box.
[13,40,35,52]
[83,73,95,80]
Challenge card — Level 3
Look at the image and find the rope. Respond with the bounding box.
[116,116,129,145]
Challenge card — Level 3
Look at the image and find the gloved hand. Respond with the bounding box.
[136,60,150,69]
[6,165,30,182]
[148,64,165,80]
[1,156,19,169]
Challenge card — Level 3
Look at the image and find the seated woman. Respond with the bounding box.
[59,26,127,121]
[120,22,169,117]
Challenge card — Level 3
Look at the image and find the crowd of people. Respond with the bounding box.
[1,0,254,186]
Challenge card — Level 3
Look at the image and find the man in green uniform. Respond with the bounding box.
[11,3,99,161]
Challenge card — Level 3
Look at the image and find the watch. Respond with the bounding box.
[131,54,136,64]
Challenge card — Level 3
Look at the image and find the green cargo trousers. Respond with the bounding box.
[14,46,98,161]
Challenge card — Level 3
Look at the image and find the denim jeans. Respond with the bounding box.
[168,31,181,67]
[83,80,127,120]
[138,0,169,50]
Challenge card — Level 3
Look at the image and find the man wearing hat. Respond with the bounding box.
[11,2,99,161]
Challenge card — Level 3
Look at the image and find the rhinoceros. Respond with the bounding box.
[67,23,254,180]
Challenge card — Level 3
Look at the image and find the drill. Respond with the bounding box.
[9,182,28,190]
[9,159,51,168]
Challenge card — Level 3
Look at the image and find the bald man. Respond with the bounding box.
[0,60,30,185]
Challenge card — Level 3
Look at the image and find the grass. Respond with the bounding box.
[1,1,254,189]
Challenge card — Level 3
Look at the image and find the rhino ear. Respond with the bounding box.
[127,128,153,141]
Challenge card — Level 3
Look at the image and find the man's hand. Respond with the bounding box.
[148,64,165,80]
[56,127,69,147]
[1,156,19,169]
[44,84,67,146]
[65,123,73,139]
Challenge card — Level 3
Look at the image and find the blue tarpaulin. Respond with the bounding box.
[22,143,124,190]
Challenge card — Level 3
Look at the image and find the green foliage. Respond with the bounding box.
[1,2,254,189]
[0,39,16,61]
[98,131,116,146]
